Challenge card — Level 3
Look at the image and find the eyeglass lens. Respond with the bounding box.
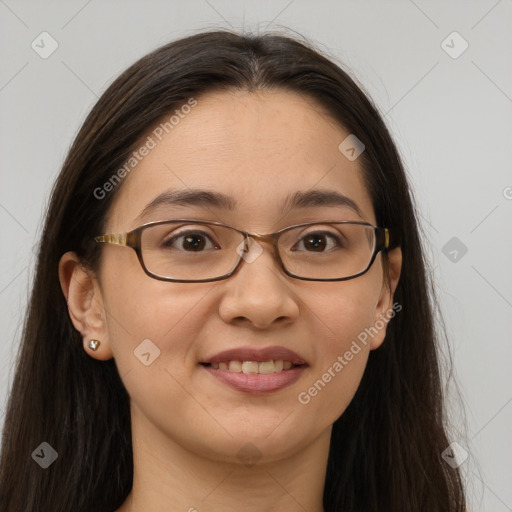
[139,221,376,281]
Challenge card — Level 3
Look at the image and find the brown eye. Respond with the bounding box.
[293,231,343,252]
[162,231,218,252]
[303,234,327,251]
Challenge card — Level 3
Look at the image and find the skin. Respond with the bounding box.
[59,89,401,512]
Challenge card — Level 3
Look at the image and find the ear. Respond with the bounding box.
[369,247,402,350]
[58,251,113,361]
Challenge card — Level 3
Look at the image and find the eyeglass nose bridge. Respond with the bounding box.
[234,230,289,274]
[247,232,278,245]
[240,230,283,254]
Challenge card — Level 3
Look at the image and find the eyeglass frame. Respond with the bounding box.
[94,219,398,283]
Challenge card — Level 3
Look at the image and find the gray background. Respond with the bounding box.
[1,1,511,510]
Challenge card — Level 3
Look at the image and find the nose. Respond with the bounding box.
[217,237,300,329]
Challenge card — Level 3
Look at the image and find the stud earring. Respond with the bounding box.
[88,339,101,351]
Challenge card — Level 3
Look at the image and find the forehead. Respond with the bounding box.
[106,89,375,231]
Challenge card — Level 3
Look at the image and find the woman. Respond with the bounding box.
[0,29,466,511]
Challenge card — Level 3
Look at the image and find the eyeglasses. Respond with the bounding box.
[94,219,396,283]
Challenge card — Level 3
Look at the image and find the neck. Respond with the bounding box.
[117,405,330,512]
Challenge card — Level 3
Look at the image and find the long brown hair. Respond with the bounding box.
[0,29,466,511]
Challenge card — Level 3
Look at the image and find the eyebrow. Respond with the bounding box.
[135,187,364,222]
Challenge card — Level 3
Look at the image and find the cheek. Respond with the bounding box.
[297,283,379,422]
[100,263,220,437]
[99,250,215,370]
[309,279,379,353]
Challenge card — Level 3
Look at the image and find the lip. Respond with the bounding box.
[201,346,307,365]
[199,345,308,395]
[200,364,307,395]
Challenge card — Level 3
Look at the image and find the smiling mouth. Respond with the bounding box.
[200,360,304,375]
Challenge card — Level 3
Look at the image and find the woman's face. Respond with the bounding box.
[74,89,400,464]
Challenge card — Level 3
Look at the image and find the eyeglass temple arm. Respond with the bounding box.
[383,228,400,250]
[94,233,128,246]
[374,227,399,252]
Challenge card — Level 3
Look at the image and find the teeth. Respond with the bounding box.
[209,359,296,374]
[228,361,242,372]
[241,361,259,374]
[258,361,275,374]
